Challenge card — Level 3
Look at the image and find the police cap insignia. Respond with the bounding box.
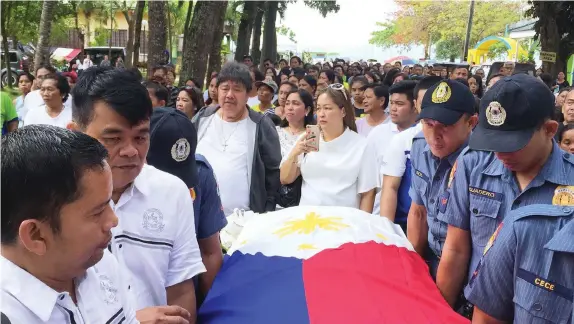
[431,82,452,104]
[485,101,507,126]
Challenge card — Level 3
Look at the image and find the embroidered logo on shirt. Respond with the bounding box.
[552,185,574,206]
[171,138,190,162]
[99,274,119,305]
[414,169,429,181]
[485,101,506,126]
[447,161,457,188]
[431,82,451,104]
[142,208,165,233]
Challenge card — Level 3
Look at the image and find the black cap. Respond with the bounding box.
[418,79,475,125]
[147,107,198,188]
[469,74,555,153]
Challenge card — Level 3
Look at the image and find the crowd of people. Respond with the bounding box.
[1,51,574,324]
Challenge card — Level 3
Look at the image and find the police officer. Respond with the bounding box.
[436,73,574,311]
[147,107,227,302]
[407,78,477,280]
[466,204,574,323]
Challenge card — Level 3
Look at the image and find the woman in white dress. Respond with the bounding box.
[24,74,72,128]
[280,84,379,212]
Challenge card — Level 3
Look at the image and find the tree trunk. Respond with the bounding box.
[259,1,278,71]
[180,1,219,87]
[122,2,134,69]
[207,1,229,78]
[147,0,168,75]
[250,2,265,66]
[132,0,145,67]
[1,1,13,87]
[535,2,561,76]
[34,0,57,72]
[234,1,257,62]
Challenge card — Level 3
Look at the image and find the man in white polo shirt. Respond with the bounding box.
[380,76,442,232]
[69,66,204,322]
[1,125,138,323]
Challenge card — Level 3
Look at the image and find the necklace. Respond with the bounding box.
[287,125,304,136]
[218,114,241,152]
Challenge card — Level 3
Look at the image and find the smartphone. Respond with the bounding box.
[306,125,320,152]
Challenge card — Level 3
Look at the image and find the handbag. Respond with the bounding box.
[278,175,303,208]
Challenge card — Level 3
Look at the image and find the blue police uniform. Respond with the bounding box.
[409,78,476,278]
[193,154,228,239]
[410,132,468,274]
[438,142,574,288]
[465,204,574,323]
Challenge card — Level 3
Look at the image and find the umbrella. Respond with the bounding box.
[385,55,416,66]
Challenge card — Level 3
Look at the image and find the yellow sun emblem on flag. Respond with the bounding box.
[376,233,388,241]
[273,212,349,238]
[297,243,318,251]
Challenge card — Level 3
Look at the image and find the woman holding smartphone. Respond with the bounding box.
[280,84,379,212]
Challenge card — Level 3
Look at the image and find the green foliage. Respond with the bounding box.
[487,42,509,60]
[276,24,297,43]
[371,0,522,60]
[90,27,111,47]
[303,0,340,18]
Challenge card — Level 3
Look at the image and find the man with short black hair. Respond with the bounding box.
[307,65,320,79]
[450,66,469,80]
[378,80,423,230]
[367,80,418,216]
[193,62,281,216]
[407,79,477,280]
[412,64,423,77]
[144,81,169,108]
[68,66,204,323]
[1,125,139,323]
[356,83,390,136]
[263,58,274,70]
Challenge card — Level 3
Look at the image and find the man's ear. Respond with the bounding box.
[19,220,49,256]
[67,121,79,131]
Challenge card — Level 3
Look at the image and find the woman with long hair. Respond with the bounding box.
[204,74,219,107]
[280,84,379,212]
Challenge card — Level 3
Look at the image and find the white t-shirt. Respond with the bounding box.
[196,113,251,216]
[110,164,205,309]
[283,128,379,209]
[1,251,138,324]
[355,114,390,137]
[24,104,72,128]
[23,90,73,119]
[382,123,422,177]
[366,122,401,214]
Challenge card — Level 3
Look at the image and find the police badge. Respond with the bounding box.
[171,138,190,162]
[431,82,451,104]
[485,101,507,126]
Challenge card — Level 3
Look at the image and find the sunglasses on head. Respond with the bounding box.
[328,83,348,101]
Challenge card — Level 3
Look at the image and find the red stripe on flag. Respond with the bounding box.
[302,241,469,324]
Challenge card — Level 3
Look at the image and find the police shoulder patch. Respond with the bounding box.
[448,161,457,188]
[483,222,503,256]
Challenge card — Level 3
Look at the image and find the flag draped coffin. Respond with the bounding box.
[199,206,469,324]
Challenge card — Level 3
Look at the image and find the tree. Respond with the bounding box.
[119,0,137,68]
[208,1,229,77]
[259,1,278,70]
[234,1,257,62]
[276,25,297,43]
[180,1,221,87]
[132,0,145,67]
[250,2,265,66]
[147,0,167,74]
[370,0,521,61]
[527,1,574,76]
[303,0,340,17]
[1,1,13,87]
[34,0,58,72]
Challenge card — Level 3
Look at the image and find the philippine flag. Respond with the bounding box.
[199,206,469,324]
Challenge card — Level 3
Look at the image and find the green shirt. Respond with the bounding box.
[1,92,18,134]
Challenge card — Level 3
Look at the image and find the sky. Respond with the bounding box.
[281,0,427,61]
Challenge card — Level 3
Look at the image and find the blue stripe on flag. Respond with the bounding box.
[199,251,311,324]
